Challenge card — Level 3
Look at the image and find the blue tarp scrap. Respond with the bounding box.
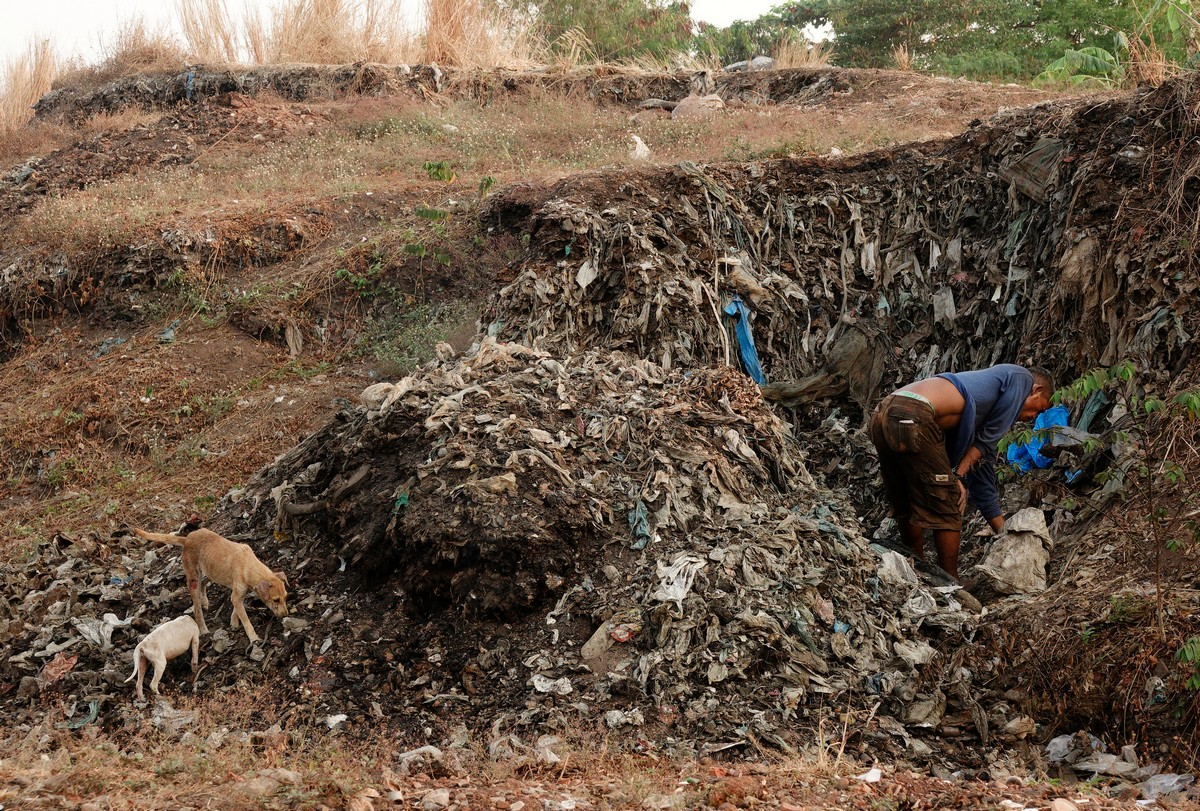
[722,295,766,384]
[1006,404,1070,473]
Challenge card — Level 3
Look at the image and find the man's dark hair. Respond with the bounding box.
[1029,366,1055,393]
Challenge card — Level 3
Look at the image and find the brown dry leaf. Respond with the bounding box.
[346,787,381,811]
[381,767,404,791]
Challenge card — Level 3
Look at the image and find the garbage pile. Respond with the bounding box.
[231,339,994,754]
[0,339,985,758]
[483,76,1200,403]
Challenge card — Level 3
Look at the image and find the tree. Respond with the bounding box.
[505,0,694,62]
[784,0,1143,79]
[692,3,811,64]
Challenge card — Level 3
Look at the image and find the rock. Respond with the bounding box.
[967,507,1051,595]
[1001,716,1036,739]
[17,676,40,698]
[260,767,302,785]
[239,775,281,797]
[420,787,451,810]
[1050,799,1079,811]
[360,382,395,410]
[629,135,651,162]
[671,94,725,121]
[347,788,382,811]
[282,617,310,632]
[1121,744,1138,767]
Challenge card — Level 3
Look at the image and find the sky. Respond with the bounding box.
[1,0,783,65]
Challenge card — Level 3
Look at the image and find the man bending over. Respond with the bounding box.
[869,364,1053,581]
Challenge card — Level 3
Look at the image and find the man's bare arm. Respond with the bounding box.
[955,445,984,477]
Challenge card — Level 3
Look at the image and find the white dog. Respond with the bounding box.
[124,615,200,700]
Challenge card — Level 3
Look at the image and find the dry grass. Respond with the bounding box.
[254,0,417,65]
[423,0,539,68]
[0,690,397,809]
[1125,34,1172,87]
[79,108,164,136]
[0,39,56,135]
[179,0,420,65]
[8,83,1016,256]
[773,36,834,69]
[547,27,601,71]
[0,690,870,811]
[176,0,242,63]
[891,43,913,72]
[55,19,186,90]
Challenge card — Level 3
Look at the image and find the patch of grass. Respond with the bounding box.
[43,455,83,491]
[355,113,445,141]
[361,301,473,376]
[275,359,335,381]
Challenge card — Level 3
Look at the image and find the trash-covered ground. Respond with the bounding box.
[1,63,1198,808]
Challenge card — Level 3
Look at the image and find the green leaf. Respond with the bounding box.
[422,160,456,182]
[415,205,449,222]
[1176,636,1200,663]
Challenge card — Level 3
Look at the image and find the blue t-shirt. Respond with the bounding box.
[936,364,1034,521]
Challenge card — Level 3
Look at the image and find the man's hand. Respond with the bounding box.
[956,480,968,514]
[987,514,1005,533]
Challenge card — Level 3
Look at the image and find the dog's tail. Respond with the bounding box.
[133,527,185,546]
[124,647,143,683]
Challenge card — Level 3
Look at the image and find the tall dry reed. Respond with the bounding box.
[774,35,834,69]
[1,39,57,134]
[55,19,185,89]
[176,0,242,63]
[422,0,539,68]
[258,0,416,64]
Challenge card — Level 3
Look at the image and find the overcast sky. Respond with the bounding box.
[2,0,782,65]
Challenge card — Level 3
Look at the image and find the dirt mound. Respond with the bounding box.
[30,63,1066,129]
[33,64,445,123]
[1,93,325,218]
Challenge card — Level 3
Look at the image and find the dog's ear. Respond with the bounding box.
[254,579,272,601]
[274,570,289,587]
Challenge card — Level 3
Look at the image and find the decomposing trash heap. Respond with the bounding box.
[483,78,1200,402]
[224,339,977,754]
[0,338,975,756]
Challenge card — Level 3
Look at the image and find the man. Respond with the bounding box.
[869,364,1053,581]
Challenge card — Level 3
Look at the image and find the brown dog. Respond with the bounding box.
[134,527,289,643]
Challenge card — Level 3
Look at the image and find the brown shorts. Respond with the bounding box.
[869,394,962,531]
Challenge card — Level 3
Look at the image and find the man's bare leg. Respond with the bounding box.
[932,529,962,581]
[899,517,925,560]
